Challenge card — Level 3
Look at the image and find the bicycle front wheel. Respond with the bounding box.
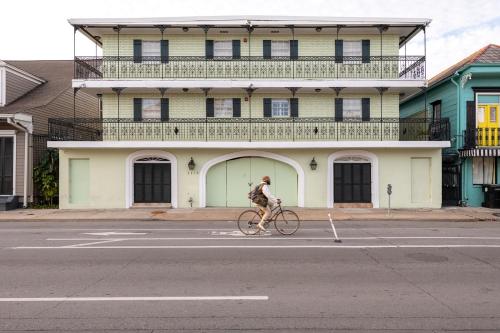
[237,210,261,235]
[274,210,301,235]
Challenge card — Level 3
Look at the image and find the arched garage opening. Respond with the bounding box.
[199,151,304,208]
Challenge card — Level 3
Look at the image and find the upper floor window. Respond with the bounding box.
[142,41,161,57]
[272,99,290,117]
[271,41,290,57]
[213,41,232,57]
[343,41,362,57]
[343,98,362,119]
[142,98,161,119]
[432,100,442,120]
[214,98,233,117]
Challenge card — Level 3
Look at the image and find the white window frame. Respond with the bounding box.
[271,99,290,117]
[213,41,232,57]
[142,98,161,119]
[214,98,233,118]
[343,98,362,119]
[142,41,161,58]
[0,131,16,196]
[473,157,496,185]
[271,41,290,57]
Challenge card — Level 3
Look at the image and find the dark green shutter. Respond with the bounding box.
[206,40,214,59]
[206,98,214,117]
[290,98,299,117]
[465,101,476,148]
[335,98,343,121]
[361,98,370,121]
[263,40,272,59]
[160,40,169,63]
[161,98,169,121]
[290,40,298,60]
[133,98,142,121]
[362,40,370,63]
[232,98,241,117]
[263,98,272,117]
[232,40,241,59]
[335,40,343,63]
[133,40,142,63]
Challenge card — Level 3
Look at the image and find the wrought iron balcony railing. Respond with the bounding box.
[464,127,500,148]
[74,56,426,80]
[49,117,449,142]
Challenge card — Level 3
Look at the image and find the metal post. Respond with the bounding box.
[328,213,342,243]
[336,25,340,80]
[423,26,427,81]
[114,26,122,79]
[404,43,407,79]
[160,26,165,79]
[247,25,253,80]
[424,87,428,119]
[290,25,295,79]
[203,26,209,79]
[246,87,255,142]
[112,88,123,140]
[73,88,78,140]
[73,26,77,78]
[379,26,383,79]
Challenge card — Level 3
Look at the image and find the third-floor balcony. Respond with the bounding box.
[74,55,425,80]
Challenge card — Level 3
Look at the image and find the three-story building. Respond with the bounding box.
[49,16,450,209]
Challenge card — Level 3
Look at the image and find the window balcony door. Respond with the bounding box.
[477,104,500,146]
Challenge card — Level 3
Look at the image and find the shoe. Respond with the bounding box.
[257,224,267,232]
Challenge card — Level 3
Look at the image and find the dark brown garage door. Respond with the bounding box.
[334,163,371,203]
[134,163,171,203]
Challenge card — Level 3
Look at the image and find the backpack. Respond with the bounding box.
[248,183,268,206]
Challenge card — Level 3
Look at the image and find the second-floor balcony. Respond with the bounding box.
[464,128,500,148]
[75,55,426,80]
[48,117,449,142]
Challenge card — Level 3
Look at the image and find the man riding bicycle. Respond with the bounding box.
[255,176,281,232]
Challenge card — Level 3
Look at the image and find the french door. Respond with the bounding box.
[0,137,14,195]
[334,163,371,203]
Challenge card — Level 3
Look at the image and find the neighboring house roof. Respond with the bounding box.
[429,44,500,86]
[0,60,73,114]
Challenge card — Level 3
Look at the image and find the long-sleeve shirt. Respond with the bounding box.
[260,182,277,206]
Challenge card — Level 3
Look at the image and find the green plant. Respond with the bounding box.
[33,149,59,206]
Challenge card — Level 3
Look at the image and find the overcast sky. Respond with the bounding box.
[1,0,499,77]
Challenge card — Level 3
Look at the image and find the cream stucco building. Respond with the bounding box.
[49,16,450,209]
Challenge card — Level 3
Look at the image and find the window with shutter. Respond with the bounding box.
[142,41,161,58]
[343,99,362,119]
[271,99,290,117]
[214,99,233,117]
[271,41,290,57]
[142,99,161,119]
[343,41,362,63]
[213,41,232,57]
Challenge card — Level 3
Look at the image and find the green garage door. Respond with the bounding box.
[206,157,298,207]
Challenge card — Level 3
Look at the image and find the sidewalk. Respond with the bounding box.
[0,207,498,222]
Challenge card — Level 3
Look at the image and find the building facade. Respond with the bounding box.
[401,44,500,207]
[49,16,450,209]
[0,60,97,209]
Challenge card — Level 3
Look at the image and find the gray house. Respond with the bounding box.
[0,60,98,209]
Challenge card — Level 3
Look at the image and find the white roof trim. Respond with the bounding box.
[68,16,431,27]
[48,140,449,149]
[0,61,46,85]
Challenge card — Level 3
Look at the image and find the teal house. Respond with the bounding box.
[401,44,500,207]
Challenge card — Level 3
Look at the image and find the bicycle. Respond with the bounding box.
[237,202,301,235]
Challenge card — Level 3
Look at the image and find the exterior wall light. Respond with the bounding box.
[315,27,322,32]
[188,157,196,170]
[309,157,318,170]
[182,27,189,32]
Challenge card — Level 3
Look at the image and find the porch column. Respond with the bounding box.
[377,87,388,140]
[378,25,388,79]
[247,24,253,80]
[113,26,122,79]
[423,26,427,81]
[245,87,256,142]
[112,88,124,140]
[202,88,211,141]
[202,25,210,78]
[73,88,80,140]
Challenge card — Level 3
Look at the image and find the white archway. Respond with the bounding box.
[125,150,178,208]
[199,150,305,208]
[327,150,379,208]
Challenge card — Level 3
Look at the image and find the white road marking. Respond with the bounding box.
[83,232,148,236]
[64,239,125,247]
[46,236,500,241]
[0,296,268,302]
[12,244,500,249]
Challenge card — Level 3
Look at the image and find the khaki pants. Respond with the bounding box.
[257,204,272,225]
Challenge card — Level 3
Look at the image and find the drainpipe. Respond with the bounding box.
[450,71,465,203]
[6,118,30,208]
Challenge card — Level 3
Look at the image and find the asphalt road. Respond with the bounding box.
[1,220,500,332]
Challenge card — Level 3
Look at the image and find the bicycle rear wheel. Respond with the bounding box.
[237,210,261,235]
[274,210,300,235]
